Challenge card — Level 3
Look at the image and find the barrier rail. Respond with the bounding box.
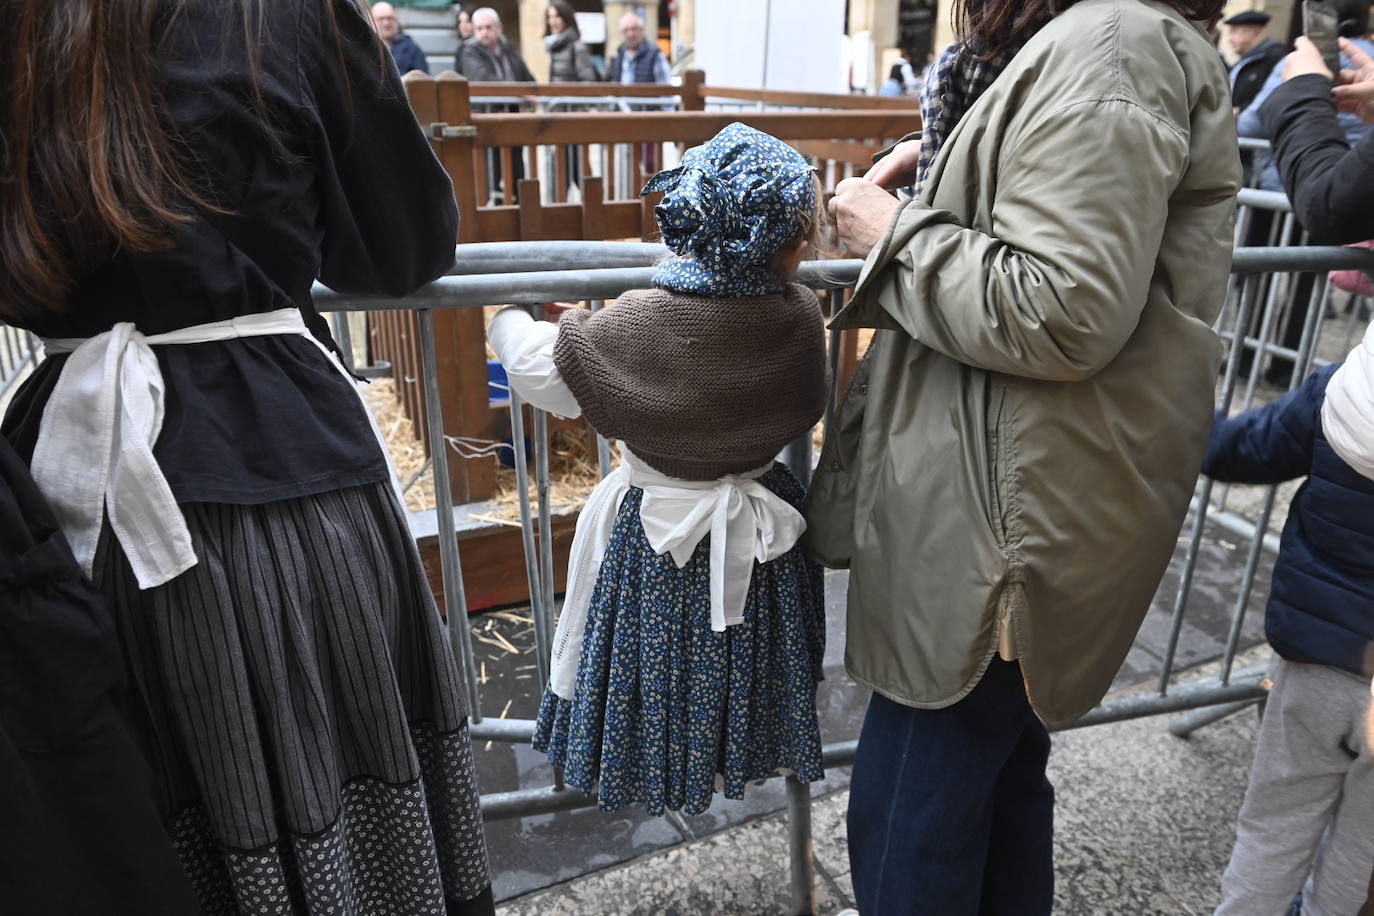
[308,213,1374,909]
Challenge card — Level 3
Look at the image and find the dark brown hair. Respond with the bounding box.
[0,0,363,318]
[544,0,579,37]
[955,0,1231,59]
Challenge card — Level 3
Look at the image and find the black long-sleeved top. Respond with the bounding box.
[2,0,458,505]
[1259,73,1374,245]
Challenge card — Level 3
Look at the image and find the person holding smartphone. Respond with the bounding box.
[1259,33,1374,243]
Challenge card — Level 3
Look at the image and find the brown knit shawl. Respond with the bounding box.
[553,283,829,480]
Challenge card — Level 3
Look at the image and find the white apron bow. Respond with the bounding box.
[31,308,395,590]
[547,447,806,700]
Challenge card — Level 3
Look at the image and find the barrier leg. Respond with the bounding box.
[786,775,817,916]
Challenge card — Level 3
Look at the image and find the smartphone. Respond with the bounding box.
[1304,0,1342,80]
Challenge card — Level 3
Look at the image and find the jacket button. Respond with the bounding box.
[859,384,868,395]
[830,460,841,472]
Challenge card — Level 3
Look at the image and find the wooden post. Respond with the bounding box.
[640,191,663,241]
[680,69,706,111]
[432,72,498,503]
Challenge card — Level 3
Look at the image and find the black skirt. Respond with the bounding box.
[94,481,495,915]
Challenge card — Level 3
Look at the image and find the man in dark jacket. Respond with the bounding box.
[1226,11,1287,114]
[458,7,534,203]
[1206,367,1374,916]
[459,7,536,82]
[371,2,430,75]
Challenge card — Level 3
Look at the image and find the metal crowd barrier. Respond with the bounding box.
[0,324,40,401]
[309,217,1374,911]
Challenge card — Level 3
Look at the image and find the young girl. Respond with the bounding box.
[488,122,831,815]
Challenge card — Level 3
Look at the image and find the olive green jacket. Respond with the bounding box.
[805,0,1240,726]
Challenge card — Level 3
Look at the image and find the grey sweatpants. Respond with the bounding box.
[1216,659,1374,916]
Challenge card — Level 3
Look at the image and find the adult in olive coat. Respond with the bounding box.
[819,0,1240,909]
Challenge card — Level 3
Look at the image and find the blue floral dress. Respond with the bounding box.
[532,463,826,816]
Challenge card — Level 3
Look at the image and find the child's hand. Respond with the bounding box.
[829,178,900,259]
[865,138,921,190]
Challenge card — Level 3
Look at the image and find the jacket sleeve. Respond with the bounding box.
[305,0,458,297]
[1259,74,1374,245]
[1201,366,1335,483]
[834,99,1193,382]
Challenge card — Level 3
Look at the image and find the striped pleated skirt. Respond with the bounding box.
[93,481,494,915]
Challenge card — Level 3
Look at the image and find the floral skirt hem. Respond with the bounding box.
[172,722,494,916]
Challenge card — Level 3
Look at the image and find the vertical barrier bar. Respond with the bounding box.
[508,391,550,691]
[1218,276,1328,683]
[418,309,483,722]
[1217,485,1278,685]
[1218,262,1288,510]
[534,406,557,672]
[785,436,814,488]
[786,776,817,916]
[330,312,357,373]
[508,384,566,791]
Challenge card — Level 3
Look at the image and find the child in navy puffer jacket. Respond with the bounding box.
[1205,364,1374,916]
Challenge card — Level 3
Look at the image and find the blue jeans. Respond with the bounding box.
[847,659,1054,915]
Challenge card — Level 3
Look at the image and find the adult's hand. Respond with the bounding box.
[1333,37,1374,124]
[828,177,900,259]
[864,138,921,191]
[1282,36,1335,82]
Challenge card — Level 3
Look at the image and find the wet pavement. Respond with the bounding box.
[467,507,1274,903]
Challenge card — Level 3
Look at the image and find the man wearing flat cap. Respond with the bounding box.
[1226,10,1288,113]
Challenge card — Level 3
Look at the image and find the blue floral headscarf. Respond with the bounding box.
[642,122,815,298]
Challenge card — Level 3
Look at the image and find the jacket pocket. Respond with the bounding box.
[985,382,1011,548]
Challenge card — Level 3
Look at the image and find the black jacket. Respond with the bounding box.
[1203,366,1374,678]
[1230,38,1288,111]
[1260,73,1374,244]
[387,33,430,75]
[0,438,202,914]
[458,36,535,82]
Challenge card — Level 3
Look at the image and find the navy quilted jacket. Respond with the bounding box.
[1203,365,1374,677]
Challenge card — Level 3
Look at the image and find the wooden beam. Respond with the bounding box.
[700,84,922,112]
[471,110,916,146]
[467,81,683,98]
